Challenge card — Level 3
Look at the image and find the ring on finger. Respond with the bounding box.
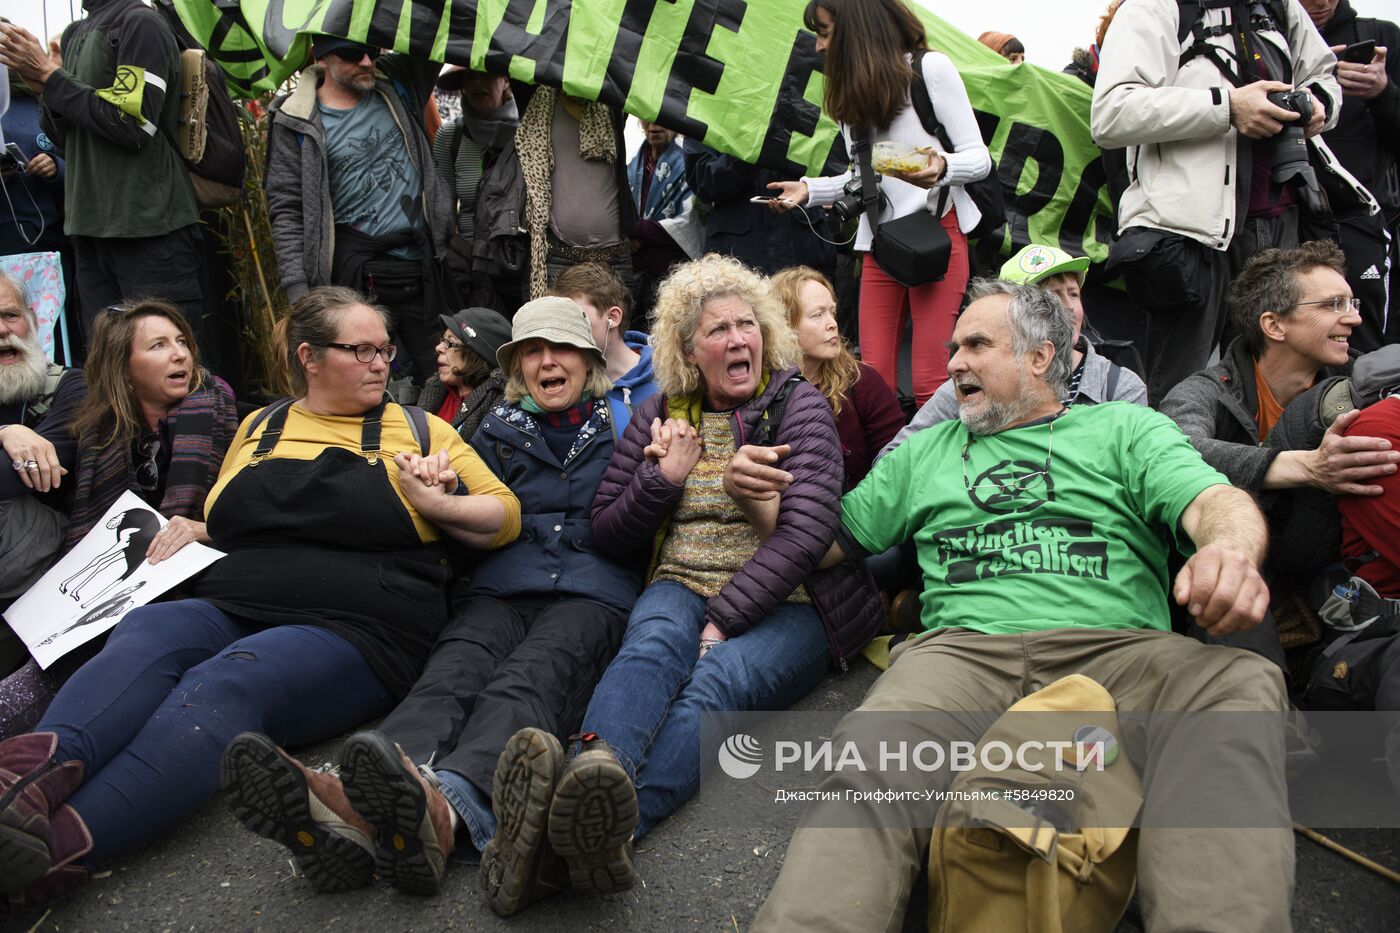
[23,460,39,471]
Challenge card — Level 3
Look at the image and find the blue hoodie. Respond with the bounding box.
[608,331,657,411]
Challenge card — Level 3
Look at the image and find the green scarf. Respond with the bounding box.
[520,390,594,416]
[664,369,772,426]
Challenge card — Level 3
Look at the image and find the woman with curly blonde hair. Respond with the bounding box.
[481,254,883,913]
[771,266,904,488]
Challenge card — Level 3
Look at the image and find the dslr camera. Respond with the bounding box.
[1266,90,1318,192]
[831,172,878,224]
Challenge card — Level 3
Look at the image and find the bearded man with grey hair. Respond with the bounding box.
[0,272,85,640]
[745,281,1297,932]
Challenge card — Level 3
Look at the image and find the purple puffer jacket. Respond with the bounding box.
[590,367,882,669]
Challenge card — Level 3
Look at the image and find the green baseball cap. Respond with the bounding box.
[999,244,1090,285]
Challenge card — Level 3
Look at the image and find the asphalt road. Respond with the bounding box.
[11,659,1399,932]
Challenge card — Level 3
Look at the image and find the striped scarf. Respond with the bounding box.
[63,376,239,551]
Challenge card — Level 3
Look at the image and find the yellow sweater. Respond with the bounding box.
[208,402,520,548]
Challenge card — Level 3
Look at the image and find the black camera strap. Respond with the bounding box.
[852,124,949,238]
[852,126,883,238]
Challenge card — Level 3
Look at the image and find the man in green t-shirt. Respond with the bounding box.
[750,282,1294,932]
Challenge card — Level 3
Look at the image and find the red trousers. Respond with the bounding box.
[858,210,969,405]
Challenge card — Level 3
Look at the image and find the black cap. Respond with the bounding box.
[440,307,512,368]
[311,36,377,61]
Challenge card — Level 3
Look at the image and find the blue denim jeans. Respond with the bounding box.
[37,600,393,863]
[579,581,830,838]
[435,767,495,853]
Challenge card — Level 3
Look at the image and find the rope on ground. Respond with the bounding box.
[1294,824,1400,885]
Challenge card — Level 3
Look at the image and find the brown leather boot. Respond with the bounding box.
[221,732,377,892]
[340,730,455,895]
[0,733,84,895]
[0,803,94,917]
[480,727,569,917]
[547,734,637,896]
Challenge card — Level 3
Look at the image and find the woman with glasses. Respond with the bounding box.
[0,286,521,913]
[0,300,237,738]
[416,306,512,441]
[221,296,642,911]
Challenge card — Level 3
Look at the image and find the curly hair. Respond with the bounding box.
[71,300,206,448]
[1228,241,1348,356]
[650,254,798,399]
[770,266,862,415]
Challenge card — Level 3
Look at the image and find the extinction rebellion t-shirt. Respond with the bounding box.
[840,402,1228,635]
[319,92,424,259]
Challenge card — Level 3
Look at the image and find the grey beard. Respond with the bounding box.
[0,335,50,406]
[957,365,1039,436]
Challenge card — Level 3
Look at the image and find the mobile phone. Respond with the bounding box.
[3,142,26,173]
[750,195,780,203]
[1342,39,1377,64]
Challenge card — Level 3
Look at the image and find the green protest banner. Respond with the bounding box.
[158,0,1115,262]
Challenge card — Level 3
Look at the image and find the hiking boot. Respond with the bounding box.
[480,727,570,917]
[547,734,637,896]
[340,731,454,896]
[220,732,376,893]
[0,733,83,896]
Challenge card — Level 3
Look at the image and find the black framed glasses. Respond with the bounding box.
[135,434,161,493]
[440,336,465,352]
[1295,296,1362,315]
[961,414,1058,499]
[323,342,397,363]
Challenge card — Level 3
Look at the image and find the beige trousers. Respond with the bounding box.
[751,627,1295,933]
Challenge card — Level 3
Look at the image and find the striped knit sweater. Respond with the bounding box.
[63,376,238,550]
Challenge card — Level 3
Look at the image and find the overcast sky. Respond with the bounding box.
[4,0,1400,77]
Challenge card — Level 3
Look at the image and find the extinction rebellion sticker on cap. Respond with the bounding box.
[1019,246,1056,276]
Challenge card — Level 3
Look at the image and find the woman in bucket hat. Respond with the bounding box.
[221,296,642,910]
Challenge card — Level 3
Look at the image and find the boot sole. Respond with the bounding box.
[547,754,637,895]
[340,732,439,896]
[481,728,563,916]
[220,732,374,893]
[0,822,50,896]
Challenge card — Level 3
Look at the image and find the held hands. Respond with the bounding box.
[644,417,703,484]
[1173,543,1270,636]
[1332,45,1389,100]
[1305,408,1400,496]
[1229,80,1302,139]
[146,516,207,565]
[2,424,65,493]
[394,450,461,505]
[723,444,793,501]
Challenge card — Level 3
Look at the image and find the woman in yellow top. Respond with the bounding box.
[0,287,520,912]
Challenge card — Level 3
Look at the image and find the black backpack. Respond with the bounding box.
[1173,0,1292,86]
[906,50,1006,242]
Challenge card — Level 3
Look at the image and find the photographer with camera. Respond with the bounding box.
[767,0,990,407]
[1093,0,1373,404]
[1307,0,1400,353]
